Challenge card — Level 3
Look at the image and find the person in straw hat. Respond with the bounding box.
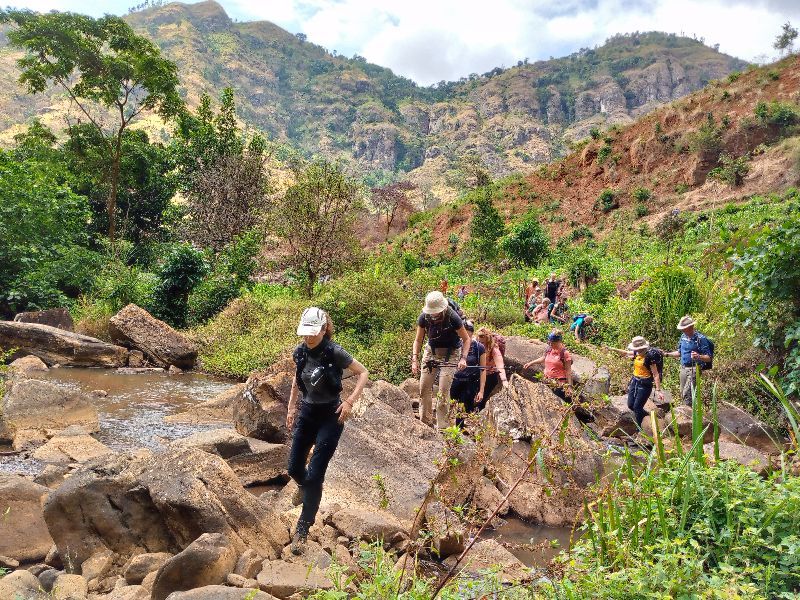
[666,315,713,406]
[412,291,471,429]
[607,336,665,428]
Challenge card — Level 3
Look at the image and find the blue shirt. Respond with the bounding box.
[453,340,485,383]
[678,332,711,367]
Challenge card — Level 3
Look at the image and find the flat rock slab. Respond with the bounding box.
[256,560,332,597]
[109,304,197,369]
[32,434,114,465]
[704,441,772,475]
[0,320,128,367]
[14,308,74,331]
[443,539,531,583]
[165,585,279,600]
[0,475,55,563]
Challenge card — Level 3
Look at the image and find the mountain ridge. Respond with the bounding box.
[0,0,748,203]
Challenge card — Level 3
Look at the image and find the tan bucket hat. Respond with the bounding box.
[627,336,650,352]
[676,315,697,331]
[422,291,448,315]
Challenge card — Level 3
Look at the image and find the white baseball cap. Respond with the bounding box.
[297,307,327,336]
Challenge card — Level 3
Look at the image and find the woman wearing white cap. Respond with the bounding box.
[411,291,471,429]
[608,336,664,428]
[285,307,369,555]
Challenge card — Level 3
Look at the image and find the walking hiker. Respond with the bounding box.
[450,320,487,422]
[666,315,713,406]
[457,285,468,303]
[608,336,664,428]
[549,292,569,324]
[532,297,551,324]
[570,313,593,343]
[475,327,509,400]
[523,329,573,402]
[286,307,369,555]
[440,278,449,295]
[545,272,561,305]
[412,291,471,429]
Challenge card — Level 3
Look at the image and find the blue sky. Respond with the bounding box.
[8,0,800,84]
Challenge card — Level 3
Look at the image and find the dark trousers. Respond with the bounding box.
[485,372,501,400]
[451,378,480,426]
[287,401,344,530]
[627,376,653,428]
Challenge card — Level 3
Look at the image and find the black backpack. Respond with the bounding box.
[699,334,714,370]
[645,348,665,379]
[292,339,343,396]
[447,297,466,319]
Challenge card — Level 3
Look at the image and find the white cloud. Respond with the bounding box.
[8,0,800,83]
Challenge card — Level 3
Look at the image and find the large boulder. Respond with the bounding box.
[8,354,49,377]
[322,389,448,521]
[503,336,602,389]
[717,403,784,455]
[1,378,99,441]
[171,429,288,486]
[329,507,407,543]
[43,447,289,568]
[124,552,173,585]
[442,539,530,583]
[370,380,414,416]
[14,308,74,331]
[108,304,197,369]
[151,533,238,600]
[591,395,639,439]
[256,559,332,598]
[0,321,128,367]
[664,405,713,443]
[0,475,55,562]
[232,372,292,443]
[0,570,43,599]
[704,441,772,476]
[486,376,603,525]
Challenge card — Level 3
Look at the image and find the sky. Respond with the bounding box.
[8,0,800,85]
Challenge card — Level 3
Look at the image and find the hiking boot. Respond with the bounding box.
[290,525,309,556]
[291,485,304,507]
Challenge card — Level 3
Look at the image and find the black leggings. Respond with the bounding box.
[627,376,653,428]
[287,401,344,531]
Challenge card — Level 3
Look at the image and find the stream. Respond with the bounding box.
[1,366,574,569]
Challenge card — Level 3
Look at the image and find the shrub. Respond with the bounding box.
[755,100,799,128]
[688,114,722,154]
[597,143,612,163]
[635,203,649,218]
[583,280,616,305]
[468,187,505,262]
[594,189,618,213]
[500,214,550,267]
[589,126,601,140]
[631,186,651,202]
[565,252,600,287]
[708,153,750,186]
[618,265,702,348]
[152,244,208,328]
[727,71,741,82]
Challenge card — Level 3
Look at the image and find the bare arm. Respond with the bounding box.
[493,347,508,385]
[411,326,425,376]
[565,359,573,390]
[456,327,470,368]
[606,346,634,358]
[286,377,300,430]
[476,350,488,404]
[337,359,369,424]
[523,355,546,369]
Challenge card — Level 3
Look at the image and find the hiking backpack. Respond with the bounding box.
[447,297,466,319]
[699,334,714,370]
[645,347,665,379]
[292,340,343,397]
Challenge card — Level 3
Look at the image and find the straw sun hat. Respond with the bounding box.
[422,291,449,315]
[627,336,650,352]
[676,315,697,330]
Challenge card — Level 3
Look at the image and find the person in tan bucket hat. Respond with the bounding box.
[666,315,713,406]
[607,336,664,428]
[411,291,471,429]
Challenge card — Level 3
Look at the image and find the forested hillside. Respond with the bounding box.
[0,0,746,201]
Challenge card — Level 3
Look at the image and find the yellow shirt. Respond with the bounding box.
[633,353,652,378]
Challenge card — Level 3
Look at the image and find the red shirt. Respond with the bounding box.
[544,347,571,380]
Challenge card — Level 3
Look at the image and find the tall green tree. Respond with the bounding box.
[173,88,270,251]
[269,160,363,297]
[1,9,183,243]
[469,187,505,262]
[774,21,798,55]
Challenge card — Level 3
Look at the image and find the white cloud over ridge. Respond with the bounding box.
[7,0,800,84]
[225,0,800,84]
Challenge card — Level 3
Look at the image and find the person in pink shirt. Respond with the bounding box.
[532,298,550,324]
[475,327,509,404]
[523,329,573,401]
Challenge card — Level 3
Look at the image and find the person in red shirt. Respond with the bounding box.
[523,330,573,401]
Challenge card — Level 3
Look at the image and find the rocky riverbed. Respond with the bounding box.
[0,306,787,600]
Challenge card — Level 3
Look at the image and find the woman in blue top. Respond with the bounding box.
[449,320,487,423]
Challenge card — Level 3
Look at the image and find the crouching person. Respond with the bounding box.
[286,307,369,555]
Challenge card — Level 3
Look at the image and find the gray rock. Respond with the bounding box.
[32,434,114,465]
[39,567,62,592]
[329,507,407,543]
[704,441,772,476]
[443,539,530,583]
[124,552,174,585]
[232,372,292,443]
[8,354,49,376]
[256,559,332,598]
[0,569,42,599]
[233,548,263,579]
[151,533,238,600]
[53,573,88,599]
[165,585,279,599]
[0,475,55,562]
[370,380,414,416]
[43,448,289,569]
[14,308,74,331]
[424,501,465,558]
[0,320,127,367]
[717,403,784,455]
[109,304,197,369]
